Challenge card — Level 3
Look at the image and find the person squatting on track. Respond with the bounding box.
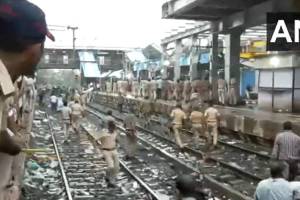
[99,121,120,187]
[170,103,187,149]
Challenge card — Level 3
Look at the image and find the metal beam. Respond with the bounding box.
[161,23,211,45]
[214,0,273,33]
[163,0,201,18]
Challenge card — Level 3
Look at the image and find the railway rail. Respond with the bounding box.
[31,111,166,200]
[83,113,204,200]
[88,104,257,200]
[88,103,271,181]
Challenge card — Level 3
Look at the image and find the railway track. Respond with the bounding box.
[83,113,204,200]
[88,103,271,181]
[28,110,169,200]
[87,105,256,200]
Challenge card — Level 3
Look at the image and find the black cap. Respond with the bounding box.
[0,0,55,44]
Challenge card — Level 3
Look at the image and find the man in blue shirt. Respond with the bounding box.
[255,160,293,200]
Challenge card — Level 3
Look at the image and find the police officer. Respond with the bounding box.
[204,101,220,149]
[170,103,187,148]
[218,78,226,105]
[99,121,119,187]
[0,0,54,198]
[183,79,192,102]
[71,100,84,134]
[123,107,137,159]
[117,92,124,113]
[174,79,184,101]
[228,78,237,106]
[190,105,204,140]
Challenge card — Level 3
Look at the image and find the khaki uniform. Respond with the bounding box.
[174,82,184,101]
[71,103,84,133]
[190,111,204,139]
[21,78,35,133]
[170,108,187,148]
[74,93,81,103]
[150,80,157,100]
[142,81,151,99]
[183,81,192,102]
[99,130,119,184]
[80,93,87,110]
[204,107,220,146]
[61,106,72,140]
[123,113,137,157]
[132,81,139,97]
[0,59,16,200]
[117,95,124,113]
[218,79,226,105]
[228,78,237,105]
[167,81,174,100]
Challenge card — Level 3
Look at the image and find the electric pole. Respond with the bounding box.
[67,26,78,66]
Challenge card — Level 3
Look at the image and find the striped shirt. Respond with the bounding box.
[272,131,300,160]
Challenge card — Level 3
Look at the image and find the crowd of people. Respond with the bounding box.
[102,76,240,106]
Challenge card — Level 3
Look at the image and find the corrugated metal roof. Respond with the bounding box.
[127,51,146,62]
[78,51,96,62]
[81,62,101,78]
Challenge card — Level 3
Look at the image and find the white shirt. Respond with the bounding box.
[255,178,293,200]
[50,95,57,103]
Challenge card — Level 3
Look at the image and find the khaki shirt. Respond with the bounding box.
[71,103,84,115]
[218,79,226,89]
[0,59,15,131]
[190,111,203,125]
[204,107,220,123]
[99,130,117,149]
[170,108,186,125]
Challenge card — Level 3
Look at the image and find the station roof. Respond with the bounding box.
[81,62,101,78]
[162,0,268,21]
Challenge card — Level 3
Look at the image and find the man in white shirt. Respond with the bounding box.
[255,160,293,200]
[204,101,220,149]
[50,94,57,112]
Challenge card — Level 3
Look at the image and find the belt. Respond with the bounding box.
[102,148,116,151]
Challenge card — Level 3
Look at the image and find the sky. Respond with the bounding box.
[29,0,196,49]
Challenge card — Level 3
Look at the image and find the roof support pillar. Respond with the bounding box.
[175,39,183,81]
[224,29,242,104]
[189,34,198,81]
[210,33,219,103]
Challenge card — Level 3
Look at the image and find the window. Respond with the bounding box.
[44,54,50,64]
[63,55,69,64]
[99,56,105,65]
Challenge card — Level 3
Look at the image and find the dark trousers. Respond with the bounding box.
[117,104,123,113]
[157,88,161,99]
[51,102,57,112]
[286,159,299,181]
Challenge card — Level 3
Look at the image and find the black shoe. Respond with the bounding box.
[107,182,116,188]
